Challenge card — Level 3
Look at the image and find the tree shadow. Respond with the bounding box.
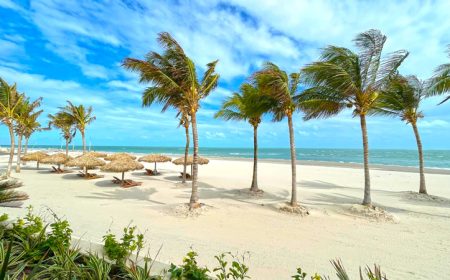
[298,180,354,190]
[76,187,164,204]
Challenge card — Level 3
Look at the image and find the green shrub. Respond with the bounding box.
[168,251,210,280]
[103,225,144,266]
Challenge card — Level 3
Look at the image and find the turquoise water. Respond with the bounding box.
[25,145,450,169]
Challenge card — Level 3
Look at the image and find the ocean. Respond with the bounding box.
[23,145,450,169]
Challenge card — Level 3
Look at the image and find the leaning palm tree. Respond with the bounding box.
[254,63,302,207]
[123,32,220,208]
[215,83,271,193]
[301,29,409,206]
[0,78,23,177]
[377,76,428,194]
[60,101,95,153]
[14,97,43,172]
[428,45,450,104]
[48,112,76,156]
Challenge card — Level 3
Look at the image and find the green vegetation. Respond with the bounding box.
[59,101,96,154]
[123,32,220,208]
[300,29,409,206]
[0,208,390,279]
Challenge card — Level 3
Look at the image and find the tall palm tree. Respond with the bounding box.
[215,83,271,193]
[254,63,302,206]
[300,29,409,206]
[428,45,450,104]
[60,101,95,153]
[0,78,23,177]
[377,76,428,194]
[123,32,220,208]
[14,97,43,172]
[48,112,76,156]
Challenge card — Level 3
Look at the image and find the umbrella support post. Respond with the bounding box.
[154,162,158,175]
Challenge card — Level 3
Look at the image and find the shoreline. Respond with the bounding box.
[21,147,450,175]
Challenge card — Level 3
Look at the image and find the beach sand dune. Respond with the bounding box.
[1,154,449,279]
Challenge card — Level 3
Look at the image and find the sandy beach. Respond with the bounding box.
[1,152,450,279]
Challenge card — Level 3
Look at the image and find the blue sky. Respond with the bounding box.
[0,0,449,149]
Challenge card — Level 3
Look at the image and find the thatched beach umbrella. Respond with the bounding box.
[104,153,136,161]
[84,151,108,158]
[40,153,72,171]
[66,154,106,175]
[101,159,143,182]
[138,154,172,174]
[172,156,209,176]
[21,151,49,169]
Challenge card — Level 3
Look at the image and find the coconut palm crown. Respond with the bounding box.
[215,83,272,192]
[122,32,220,208]
[300,29,409,206]
[48,111,77,156]
[376,75,428,194]
[253,62,303,206]
[59,101,95,153]
[428,45,450,104]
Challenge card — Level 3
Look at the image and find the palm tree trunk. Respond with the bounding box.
[6,124,15,177]
[412,122,427,194]
[15,133,23,173]
[182,123,190,183]
[65,139,69,157]
[189,112,200,208]
[250,124,259,192]
[360,114,371,206]
[287,114,297,206]
[81,130,86,154]
[23,136,29,165]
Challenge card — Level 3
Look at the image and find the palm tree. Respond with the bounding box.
[60,101,95,153]
[428,45,450,104]
[300,29,409,206]
[123,32,219,208]
[377,76,428,194]
[215,83,271,193]
[23,116,44,156]
[254,63,302,206]
[0,78,23,177]
[48,112,76,156]
[14,97,43,172]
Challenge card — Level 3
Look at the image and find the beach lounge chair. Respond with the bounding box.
[112,176,122,184]
[179,172,191,179]
[145,168,157,176]
[120,180,142,188]
[52,166,60,173]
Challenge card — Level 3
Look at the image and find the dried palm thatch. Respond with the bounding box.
[104,153,136,161]
[101,159,143,182]
[172,156,209,165]
[66,154,106,175]
[0,175,28,206]
[84,151,108,158]
[138,154,172,174]
[40,153,73,172]
[21,151,49,169]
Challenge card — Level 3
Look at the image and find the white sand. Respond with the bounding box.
[1,153,450,279]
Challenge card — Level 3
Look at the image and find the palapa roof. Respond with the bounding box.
[101,159,144,173]
[84,151,108,158]
[172,156,209,165]
[21,151,49,162]
[138,154,172,163]
[40,153,72,164]
[104,153,136,161]
[65,154,106,168]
